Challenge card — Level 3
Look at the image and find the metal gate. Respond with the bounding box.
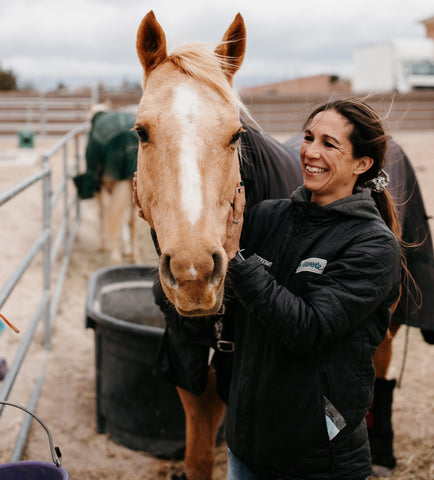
[0,123,89,460]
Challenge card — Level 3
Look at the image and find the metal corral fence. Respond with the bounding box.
[0,122,89,460]
[0,93,94,135]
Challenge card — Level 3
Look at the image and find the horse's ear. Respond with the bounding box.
[136,10,168,74]
[215,13,246,83]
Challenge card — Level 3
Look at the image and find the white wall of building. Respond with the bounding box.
[352,38,434,93]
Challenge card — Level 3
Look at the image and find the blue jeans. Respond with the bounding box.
[227,448,369,480]
[227,448,265,480]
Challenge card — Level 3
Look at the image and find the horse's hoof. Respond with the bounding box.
[128,253,138,264]
[371,464,393,477]
[171,474,188,480]
[110,251,122,264]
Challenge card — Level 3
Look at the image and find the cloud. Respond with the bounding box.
[0,0,432,90]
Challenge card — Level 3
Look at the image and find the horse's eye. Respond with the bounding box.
[230,131,241,145]
[136,126,149,143]
[230,129,243,145]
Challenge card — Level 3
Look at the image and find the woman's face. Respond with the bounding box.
[300,109,372,206]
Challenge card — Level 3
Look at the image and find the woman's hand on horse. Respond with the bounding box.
[224,182,245,260]
[133,172,145,220]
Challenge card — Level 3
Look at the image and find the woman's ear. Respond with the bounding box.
[354,156,374,175]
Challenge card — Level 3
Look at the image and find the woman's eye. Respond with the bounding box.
[136,126,149,143]
[325,141,336,148]
[303,134,313,142]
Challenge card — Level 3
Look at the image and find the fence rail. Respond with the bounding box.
[2,90,434,138]
[0,122,89,461]
[0,94,93,135]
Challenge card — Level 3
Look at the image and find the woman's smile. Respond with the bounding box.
[305,164,328,174]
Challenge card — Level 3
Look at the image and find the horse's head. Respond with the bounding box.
[134,11,246,316]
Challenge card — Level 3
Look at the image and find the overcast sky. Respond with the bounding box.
[0,0,432,91]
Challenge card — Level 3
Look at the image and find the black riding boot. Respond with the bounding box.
[368,378,397,469]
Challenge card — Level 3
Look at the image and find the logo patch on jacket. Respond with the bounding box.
[296,257,327,274]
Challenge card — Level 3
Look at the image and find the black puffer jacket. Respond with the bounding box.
[226,187,401,480]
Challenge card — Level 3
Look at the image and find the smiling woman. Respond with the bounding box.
[223,98,404,480]
[301,99,402,238]
[301,109,374,206]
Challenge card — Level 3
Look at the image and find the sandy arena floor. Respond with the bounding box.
[0,130,433,479]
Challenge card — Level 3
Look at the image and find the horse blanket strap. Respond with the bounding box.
[214,318,235,352]
[184,318,234,353]
[168,316,235,353]
[216,340,235,352]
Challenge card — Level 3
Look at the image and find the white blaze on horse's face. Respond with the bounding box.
[172,84,202,225]
[135,10,246,316]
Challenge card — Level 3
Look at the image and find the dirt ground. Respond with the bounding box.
[0,130,433,480]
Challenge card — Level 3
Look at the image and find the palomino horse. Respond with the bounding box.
[133,10,433,480]
[73,110,139,264]
[133,11,253,480]
[134,11,248,317]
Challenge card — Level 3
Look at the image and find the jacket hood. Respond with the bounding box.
[291,186,383,223]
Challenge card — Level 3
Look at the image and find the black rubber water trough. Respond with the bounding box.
[85,265,185,459]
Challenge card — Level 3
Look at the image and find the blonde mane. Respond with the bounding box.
[168,42,249,118]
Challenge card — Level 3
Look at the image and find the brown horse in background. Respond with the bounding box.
[74,109,139,264]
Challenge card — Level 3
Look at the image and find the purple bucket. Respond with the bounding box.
[0,401,69,479]
[0,461,69,479]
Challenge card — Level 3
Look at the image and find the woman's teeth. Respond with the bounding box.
[306,165,327,173]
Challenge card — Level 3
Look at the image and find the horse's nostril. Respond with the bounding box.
[161,253,177,287]
[210,251,224,286]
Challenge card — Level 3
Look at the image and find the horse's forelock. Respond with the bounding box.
[168,42,249,118]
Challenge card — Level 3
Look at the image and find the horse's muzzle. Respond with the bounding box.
[159,249,226,317]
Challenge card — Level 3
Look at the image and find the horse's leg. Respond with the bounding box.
[372,321,401,378]
[96,189,108,252]
[105,180,131,264]
[177,366,226,480]
[369,320,401,472]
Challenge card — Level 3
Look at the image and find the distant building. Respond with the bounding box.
[241,74,350,96]
[352,38,434,93]
[352,15,434,94]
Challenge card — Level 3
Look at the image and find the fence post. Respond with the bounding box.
[74,134,82,221]
[39,94,47,137]
[41,154,52,349]
[62,143,69,255]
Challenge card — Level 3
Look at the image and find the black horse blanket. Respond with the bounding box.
[73,111,138,199]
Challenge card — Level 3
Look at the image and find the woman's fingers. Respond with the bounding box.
[224,182,245,259]
[133,172,145,219]
[232,181,246,223]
